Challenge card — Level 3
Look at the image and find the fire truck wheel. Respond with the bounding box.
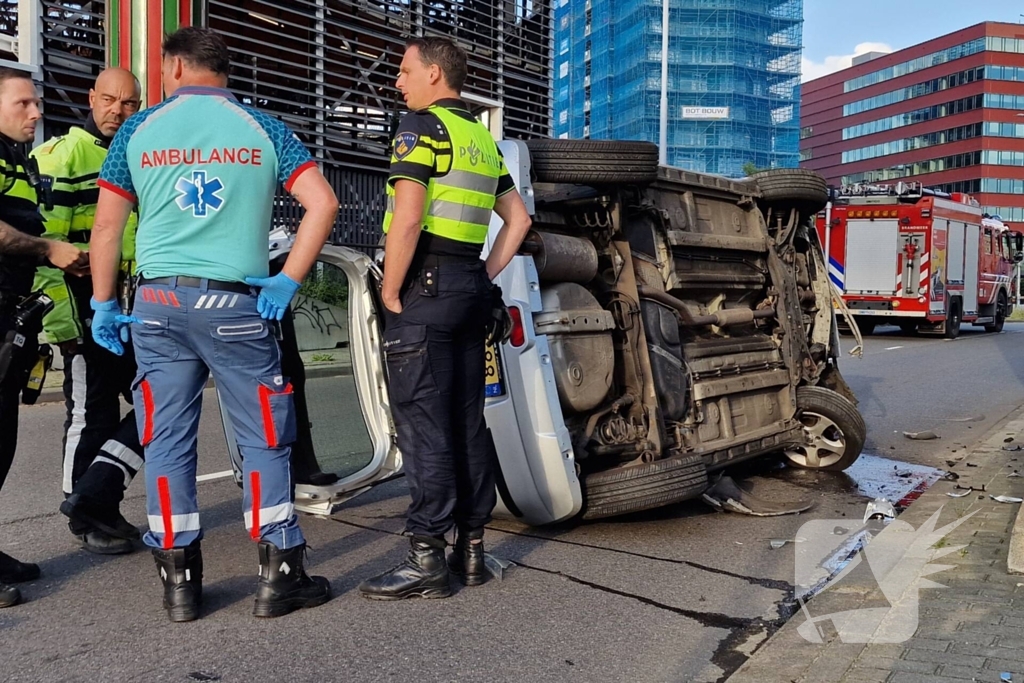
[945,300,962,339]
[986,293,1007,333]
[898,321,918,335]
[783,387,866,471]
[749,169,829,214]
[856,318,877,336]
[524,139,659,185]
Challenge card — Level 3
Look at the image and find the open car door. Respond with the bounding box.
[219,234,401,515]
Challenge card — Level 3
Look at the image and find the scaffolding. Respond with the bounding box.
[554,0,803,177]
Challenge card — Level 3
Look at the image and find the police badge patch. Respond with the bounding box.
[393,132,419,161]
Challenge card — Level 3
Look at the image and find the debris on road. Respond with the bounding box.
[904,430,939,440]
[1009,472,1022,478]
[863,497,897,523]
[1001,673,1013,683]
[484,554,514,581]
[947,490,972,498]
[1005,437,1015,443]
[941,471,959,481]
[990,495,1024,504]
[1004,445,1024,452]
[702,476,813,516]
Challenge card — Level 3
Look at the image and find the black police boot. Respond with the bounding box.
[0,551,40,584]
[74,529,135,555]
[61,494,141,541]
[253,542,331,618]
[0,582,20,608]
[359,536,452,601]
[152,542,203,623]
[447,529,487,586]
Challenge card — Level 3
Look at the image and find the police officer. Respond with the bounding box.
[88,27,339,622]
[32,68,144,556]
[0,68,87,608]
[358,37,532,600]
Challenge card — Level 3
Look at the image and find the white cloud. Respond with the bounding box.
[801,42,894,82]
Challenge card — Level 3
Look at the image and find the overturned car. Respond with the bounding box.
[223,140,866,526]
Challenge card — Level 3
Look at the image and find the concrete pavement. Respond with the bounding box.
[729,405,1024,683]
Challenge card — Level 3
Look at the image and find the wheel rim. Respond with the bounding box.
[784,410,846,468]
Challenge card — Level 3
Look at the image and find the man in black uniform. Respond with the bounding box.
[0,68,88,608]
[358,38,532,600]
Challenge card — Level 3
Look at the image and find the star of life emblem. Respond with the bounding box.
[175,170,224,217]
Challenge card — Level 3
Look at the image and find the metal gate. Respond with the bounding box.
[40,0,106,140]
[203,0,552,248]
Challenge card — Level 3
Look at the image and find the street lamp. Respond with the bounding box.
[659,0,669,166]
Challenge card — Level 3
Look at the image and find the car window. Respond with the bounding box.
[291,261,375,479]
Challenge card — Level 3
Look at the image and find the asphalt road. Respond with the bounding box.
[1,322,1022,683]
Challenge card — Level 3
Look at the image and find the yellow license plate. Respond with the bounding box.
[484,344,505,397]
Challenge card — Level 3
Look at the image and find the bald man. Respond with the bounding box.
[32,68,144,555]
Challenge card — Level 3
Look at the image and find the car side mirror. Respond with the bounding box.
[1015,233,1024,252]
[1015,252,1024,264]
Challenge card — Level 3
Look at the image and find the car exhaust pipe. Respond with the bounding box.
[637,285,774,327]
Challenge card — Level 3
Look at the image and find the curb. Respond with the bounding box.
[1009,483,1024,575]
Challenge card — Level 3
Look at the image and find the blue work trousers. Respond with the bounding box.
[131,279,303,550]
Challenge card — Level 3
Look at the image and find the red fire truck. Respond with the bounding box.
[816,182,1023,338]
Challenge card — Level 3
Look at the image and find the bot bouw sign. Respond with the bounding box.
[681,106,730,120]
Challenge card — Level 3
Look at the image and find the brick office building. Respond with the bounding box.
[800,22,1024,228]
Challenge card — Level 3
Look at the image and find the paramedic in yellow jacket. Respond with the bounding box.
[32,68,143,556]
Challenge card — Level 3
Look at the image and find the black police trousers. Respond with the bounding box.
[60,331,143,530]
[383,260,496,539]
[0,310,38,494]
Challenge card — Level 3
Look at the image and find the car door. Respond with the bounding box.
[219,235,402,515]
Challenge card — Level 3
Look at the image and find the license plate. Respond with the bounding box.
[484,343,505,397]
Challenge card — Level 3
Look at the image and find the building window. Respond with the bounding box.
[840,150,981,184]
[843,66,984,116]
[800,126,813,139]
[844,38,986,92]
[841,122,982,163]
[842,94,983,140]
[799,148,813,161]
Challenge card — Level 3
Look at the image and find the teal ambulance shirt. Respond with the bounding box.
[98,86,316,282]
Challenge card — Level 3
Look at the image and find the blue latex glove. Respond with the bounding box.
[245,272,301,321]
[90,298,133,356]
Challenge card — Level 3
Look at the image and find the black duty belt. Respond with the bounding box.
[67,230,90,244]
[138,276,251,294]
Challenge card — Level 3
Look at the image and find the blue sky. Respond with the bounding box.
[802,0,1024,81]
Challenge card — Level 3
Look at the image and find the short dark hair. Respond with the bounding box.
[406,36,467,92]
[162,27,231,76]
[0,67,34,90]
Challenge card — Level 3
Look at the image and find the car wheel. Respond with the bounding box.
[783,386,866,472]
[524,139,659,185]
[945,300,961,339]
[986,293,1006,333]
[581,454,708,520]
[750,169,829,215]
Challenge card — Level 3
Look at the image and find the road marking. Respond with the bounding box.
[196,470,234,483]
[885,346,903,351]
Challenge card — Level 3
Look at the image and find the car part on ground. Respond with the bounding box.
[702,475,813,517]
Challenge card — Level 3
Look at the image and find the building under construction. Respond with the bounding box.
[0,0,552,248]
[553,0,802,177]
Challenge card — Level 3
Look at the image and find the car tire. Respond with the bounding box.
[986,293,1006,333]
[783,386,866,472]
[750,169,829,214]
[945,299,962,339]
[582,454,708,520]
[524,139,660,185]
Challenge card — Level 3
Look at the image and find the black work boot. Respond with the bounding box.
[253,542,331,618]
[75,529,135,555]
[447,529,487,586]
[0,551,40,584]
[359,536,452,601]
[61,494,141,541]
[152,542,203,622]
[0,583,20,608]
